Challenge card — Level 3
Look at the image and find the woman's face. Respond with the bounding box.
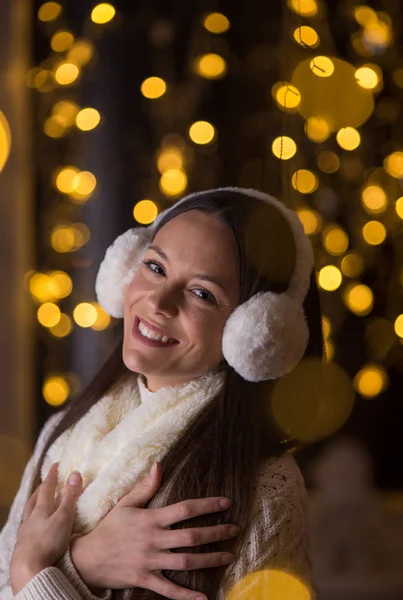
[123,209,240,391]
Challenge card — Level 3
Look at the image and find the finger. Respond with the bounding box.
[154,496,233,528]
[118,462,163,509]
[144,571,208,600]
[157,523,240,550]
[22,486,40,523]
[56,471,83,529]
[149,550,235,572]
[35,462,60,514]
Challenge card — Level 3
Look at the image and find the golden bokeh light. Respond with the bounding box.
[394,314,403,338]
[362,220,386,245]
[37,303,61,328]
[361,185,387,214]
[343,283,374,316]
[363,21,392,49]
[189,121,215,145]
[341,252,364,278]
[353,364,388,399]
[76,107,101,131]
[91,303,112,331]
[297,209,322,236]
[292,57,374,131]
[38,2,62,22]
[44,115,67,138]
[393,68,403,88]
[273,83,301,110]
[287,0,318,18]
[91,3,116,24]
[51,224,90,253]
[291,169,318,194]
[318,266,342,291]
[384,151,403,179]
[157,147,183,172]
[336,127,361,150]
[195,54,227,79]
[68,40,94,66]
[29,273,59,303]
[49,271,73,298]
[293,26,319,47]
[51,30,75,52]
[159,169,187,196]
[55,166,79,193]
[0,111,12,173]
[310,56,335,78]
[355,65,379,90]
[49,314,73,338]
[73,303,98,327]
[317,150,340,173]
[133,199,158,224]
[305,116,330,142]
[203,12,230,34]
[52,100,80,126]
[140,77,166,99]
[69,171,97,201]
[271,357,354,442]
[54,62,80,86]
[43,375,70,406]
[323,225,349,256]
[227,568,312,600]
[322,316,332,340]
[272,136,297,160]
[354,6,378,27]
[396,197,403,219]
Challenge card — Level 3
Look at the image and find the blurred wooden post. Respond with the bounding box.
[0,0,33,526]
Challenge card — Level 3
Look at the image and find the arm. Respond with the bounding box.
[0,413,111,600]
[217,453,317,600]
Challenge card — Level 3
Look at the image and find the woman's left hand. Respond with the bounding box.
[10,461,83,594]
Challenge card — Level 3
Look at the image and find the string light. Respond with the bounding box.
[91,3,116,25]
[76,108,101,131]
[189,121,215,145]
[37,2,62,22]
[203,12,230,34]
[140,77,167,99]
[272,136,297,160]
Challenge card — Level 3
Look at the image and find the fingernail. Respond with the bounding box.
[68,471,82,486]
[219,498,232,508]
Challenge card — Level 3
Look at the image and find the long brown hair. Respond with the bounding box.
[33,189,324,599]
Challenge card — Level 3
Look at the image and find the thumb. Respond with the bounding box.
[118,461,162,508]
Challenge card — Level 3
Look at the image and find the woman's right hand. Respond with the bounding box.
[70,462,239,600]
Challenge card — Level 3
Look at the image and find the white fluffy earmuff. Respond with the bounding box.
[95,187,314,382]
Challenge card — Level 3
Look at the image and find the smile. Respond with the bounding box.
[132,316,179,348]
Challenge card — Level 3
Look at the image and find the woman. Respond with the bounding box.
[0,187,322,599]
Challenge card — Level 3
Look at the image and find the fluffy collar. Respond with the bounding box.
[42,370,225,535]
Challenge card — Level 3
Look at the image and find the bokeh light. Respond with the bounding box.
[91,3,116,24]
[361,185,387,214]
[159,169,187,196]
[49,314,73,338]
[305,117,331,142]
[271,357,354,442]
[291,170,318,194]
[287,0,318,18]
[343,283,374,316]
[297,209,322,236]
[355,65,379,90]
[133,199,158,224]
[317,150,340,173]
[273,83,301,110]
[318,266,342,291]
[341,252,364,278]
[322,225,349,256]
[384,151,403,179]
[336,127,361,151]
[195,54,227,79]
[51,30,74,52]
[203,12,230,34]
[362,220,387,245]
[394,314,403,338]
[73,303,98,328]
[54,62,80,86]
[0,111,12,172]
[189,121,215,144]
[272,136,297,160]
[43,375,70,406]
[227,568,312,600]
[76,108,101,131]
[67,40,94,66]
[353,364,388,399]
[157,147,183,172]
[293,26,319,48]
[141,77,167,99]
[310,56,335,78]
[38,2,62,22]
[37,303,61,328]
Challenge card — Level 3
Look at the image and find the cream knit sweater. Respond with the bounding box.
[0,373,314,600]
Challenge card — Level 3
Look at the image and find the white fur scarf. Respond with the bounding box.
[41,370,225,536]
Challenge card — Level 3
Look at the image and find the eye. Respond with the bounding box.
[192,289,217,304]
[143,259,165,276]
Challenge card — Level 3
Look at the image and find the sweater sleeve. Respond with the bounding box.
[0,413,112,600]
[217,453,316,600]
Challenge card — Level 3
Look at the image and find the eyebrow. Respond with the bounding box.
[147,244,227,291]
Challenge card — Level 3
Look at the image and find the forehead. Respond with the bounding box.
[152,210,240,280]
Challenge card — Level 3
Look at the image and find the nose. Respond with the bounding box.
[147,285,179,318]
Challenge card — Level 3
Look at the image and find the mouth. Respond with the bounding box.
[132,316,180,348]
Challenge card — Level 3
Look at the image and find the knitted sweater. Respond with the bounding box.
[0,377,314,600]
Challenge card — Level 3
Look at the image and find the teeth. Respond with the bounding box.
[138,320,175,343]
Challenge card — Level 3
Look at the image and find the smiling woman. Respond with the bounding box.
[1,187,323,600]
